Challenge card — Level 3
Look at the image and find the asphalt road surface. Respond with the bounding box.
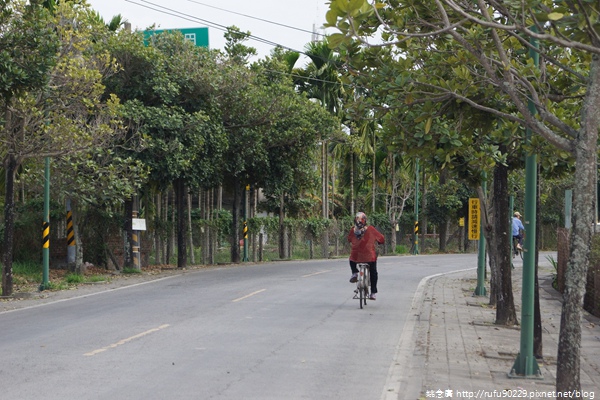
[0,254,478,400]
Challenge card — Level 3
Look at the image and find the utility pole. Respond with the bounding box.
[243,184,249,262]
[412,159,419,255]
[474,174,486,296]
[510,27,541,379]
[40,157,51,290]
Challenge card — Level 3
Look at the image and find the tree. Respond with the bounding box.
[104,30,226,269]
[217,31,339,262]
[326,0,600,391]
[295,39,346,256]
[261,54,340,258]
[383,152,413,252]
[1,1,121,295]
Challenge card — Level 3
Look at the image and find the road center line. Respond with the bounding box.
[84,324,170,356]
[302,270,331,278]
[232,289,266,302]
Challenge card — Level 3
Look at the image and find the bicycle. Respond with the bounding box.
[513,236,523,260]
[353,263,370,309]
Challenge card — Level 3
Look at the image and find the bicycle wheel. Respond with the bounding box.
[359,285,364,309]
[364,270,370,306]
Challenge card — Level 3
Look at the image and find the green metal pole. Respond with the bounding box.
[40,157,50,290]
[474,174,487,296]
[510,27,541,378]
[413,159,419,255]
[243,184,249,262]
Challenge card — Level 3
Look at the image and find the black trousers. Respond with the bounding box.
[513,234,523,246]
[349,260,378,294]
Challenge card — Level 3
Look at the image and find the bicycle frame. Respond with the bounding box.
[354,263,370,309]
[512,236,523,260]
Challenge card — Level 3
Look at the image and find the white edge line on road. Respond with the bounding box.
[301,270,331,278]
[0,274,181,315]
[380,267,475,400]
[84,324,170,356]
[232,289,266,302]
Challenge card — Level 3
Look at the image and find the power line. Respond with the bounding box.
[184,0,325,38]
[126,0,319,56]
[123,0,351,88]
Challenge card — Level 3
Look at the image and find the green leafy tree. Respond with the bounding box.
[327,0,600,391]
[256,53,340,258]
[103,30,227,269]
[1,1,121,295]
[217,35,339,262]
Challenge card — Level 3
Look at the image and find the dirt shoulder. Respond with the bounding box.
[0,264,218,313]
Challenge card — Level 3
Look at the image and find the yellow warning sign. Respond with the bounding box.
[468,198,480,240]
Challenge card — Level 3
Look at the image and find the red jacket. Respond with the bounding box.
[347,225,385,262]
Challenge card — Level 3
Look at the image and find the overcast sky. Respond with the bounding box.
[86,0,332,63]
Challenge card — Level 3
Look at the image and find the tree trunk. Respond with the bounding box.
[438,170,448,252]
[279,192,286,259]
[230,181,241,263]
[165,192,171,264]
[322,141,327,218]
[2,153,18,296]
[188,193,195,265]
[71,199,85,273]
[491,160,517,325]
[390,220,397,253]
[556,54,600,393]
[170,189,176,262]
[200,190,207,265]
[389,154,397,253]
[322,141,329,258]
[421,170,428,253]
[371,135,376,213]
[209,188,216,264]
[174,179,187,269]
[123,198,133,268]
[154,193,162,265]
[350,152,355,216]
[251,187,257,262]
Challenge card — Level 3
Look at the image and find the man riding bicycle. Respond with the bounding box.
[512,211,525,250]
[347,212,385,300]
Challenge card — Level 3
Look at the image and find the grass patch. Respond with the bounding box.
[86,275,107,282]
[13,261,41,280]
[122,267,142,274]
[546,255,559,290]
[395,245,409,254]
[65,273,85,284]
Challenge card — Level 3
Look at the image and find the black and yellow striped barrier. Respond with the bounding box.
[66,210,75,247]
[42,221,50,249]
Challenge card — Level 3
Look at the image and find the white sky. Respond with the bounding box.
[86,0,332,64]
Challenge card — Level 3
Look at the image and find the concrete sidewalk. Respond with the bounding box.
[397,258,600,400]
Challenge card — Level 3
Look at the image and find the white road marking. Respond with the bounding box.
[301,270,331,278]
[232,289,266,302]
[84,324,170,356]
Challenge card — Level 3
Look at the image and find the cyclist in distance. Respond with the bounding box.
[348,212,385,300]
[512,211,525,250]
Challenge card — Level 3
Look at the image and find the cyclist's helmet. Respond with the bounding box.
[355,212,367,228]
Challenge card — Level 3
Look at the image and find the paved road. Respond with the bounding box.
[0,254,478,400]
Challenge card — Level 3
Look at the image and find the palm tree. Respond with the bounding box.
[296,39,345,214]
[293,39,345,256]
